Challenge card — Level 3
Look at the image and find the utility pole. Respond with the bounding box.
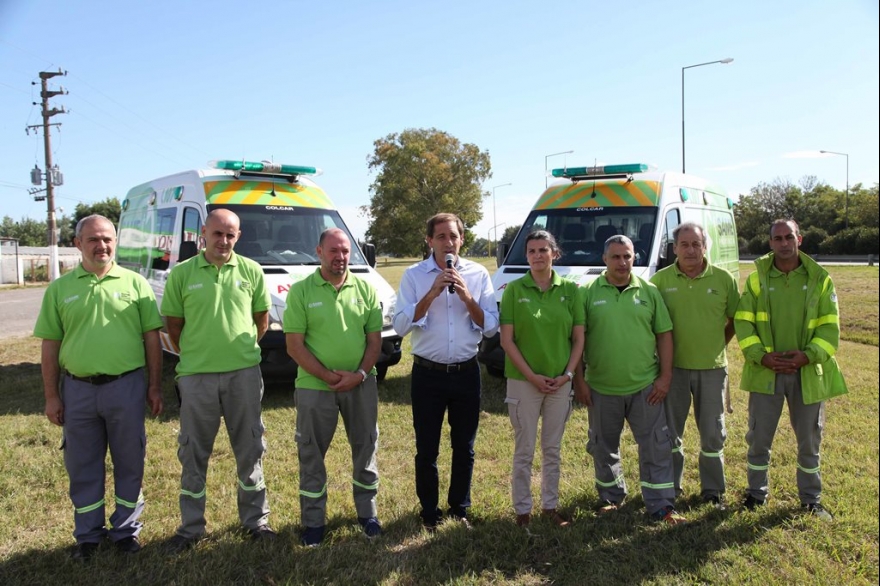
[26,69,67,281]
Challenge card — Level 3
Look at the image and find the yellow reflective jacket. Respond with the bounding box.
[734,252,848,404]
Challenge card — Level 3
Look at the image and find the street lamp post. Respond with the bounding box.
[491,182,512,257]
[682,58,733,173]
[544,150,574,188]
[820,150,849,229]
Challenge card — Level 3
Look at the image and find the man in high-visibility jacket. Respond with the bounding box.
[734,219,847,521]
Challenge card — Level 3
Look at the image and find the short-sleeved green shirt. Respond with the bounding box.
[651,261,739,369]
[283,268,382,391]
[582,272,673,395]
[767,263,808,351]
[500,270,585,380]
[34,263,163,377]
[161,251,270,376]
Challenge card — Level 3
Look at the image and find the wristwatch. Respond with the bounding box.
[565,371,574,381]
[357,368,368,382]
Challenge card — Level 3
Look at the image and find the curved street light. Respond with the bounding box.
[545,150,574,188]
[820,150,850,229]
[682,58,733,173]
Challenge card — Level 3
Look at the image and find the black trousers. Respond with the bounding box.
[411,362,481,523]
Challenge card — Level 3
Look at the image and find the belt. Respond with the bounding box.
[413,355,479,373]
[65,368,140,386]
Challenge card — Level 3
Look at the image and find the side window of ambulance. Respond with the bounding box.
[151,207,178,271]
[180,207,202,261]
[659,208,681,266]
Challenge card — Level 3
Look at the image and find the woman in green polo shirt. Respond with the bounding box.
[500,230,585,528]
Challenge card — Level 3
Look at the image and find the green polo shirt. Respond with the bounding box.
[582,272,672,395]
[283,268,382,391]
[767,263,808,351]
[161,251,270,376]
[34,263,162,377]
[500,270,585,380]
[651,261,739,369]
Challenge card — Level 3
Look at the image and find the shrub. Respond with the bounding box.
[799,226,827,254]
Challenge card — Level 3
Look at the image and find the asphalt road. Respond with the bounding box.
[0,286,45,339]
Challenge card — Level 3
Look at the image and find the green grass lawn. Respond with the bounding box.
[0,262,876,585]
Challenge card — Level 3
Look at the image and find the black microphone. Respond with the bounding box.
[445,253,456,294]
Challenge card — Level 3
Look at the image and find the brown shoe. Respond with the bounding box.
[542,509,571,527]
[515,513,530,527]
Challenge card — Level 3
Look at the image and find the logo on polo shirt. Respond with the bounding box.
[518,298,531,303]
[188,283,204,291]
[114,291,131,301]
[592,300,607,306]
[237,280,251,290]
[664,287,678,293]
[308,301,323,308]
[64,294,80,304]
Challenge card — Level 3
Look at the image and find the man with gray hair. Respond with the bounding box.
[34,214,164,559]
[651,222,739,509]
[574,234,684,524]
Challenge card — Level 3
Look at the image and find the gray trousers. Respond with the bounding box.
[745,372,825,504]
[295,377,380,528]
[176,365,269,539]
[665,367,728,498]
[587,384,676,515]
[62,369,146,544]
[506,378,573,515]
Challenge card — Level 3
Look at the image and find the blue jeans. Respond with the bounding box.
[411,362,481,523]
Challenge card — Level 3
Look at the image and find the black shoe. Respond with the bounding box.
[301,525,325,547]
[358,517,382,539]
[703,494,727,511]
[802,502,834,521]
[742,494,766,510]
[114,536,141,554]
[71,542,99,560]
[249,525,278,541]
[422,509,443,534]
[165,534,199,555]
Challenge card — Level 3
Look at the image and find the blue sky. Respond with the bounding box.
[1,0,877,243]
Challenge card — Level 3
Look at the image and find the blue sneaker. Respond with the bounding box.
[358,517,382,538]
[301,525,325,547]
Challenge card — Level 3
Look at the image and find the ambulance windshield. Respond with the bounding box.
[209,204,368,266]
[505,207,657,267]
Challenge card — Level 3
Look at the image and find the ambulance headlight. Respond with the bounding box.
[382,294,396,328]
[268,303,285,331]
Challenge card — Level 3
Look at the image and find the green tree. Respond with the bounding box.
[362,128,492,257]
[501,224,521,250]
[848,183,879,228]
[734,177,819,244]
[0,215,48,246]
[69,198,122,238]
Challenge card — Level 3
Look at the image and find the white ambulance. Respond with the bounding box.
[478,162,739,376]
[116,159,402,380]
